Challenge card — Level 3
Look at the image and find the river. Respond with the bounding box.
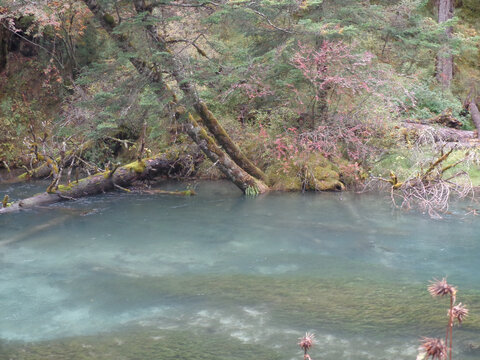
[0,181,479,359]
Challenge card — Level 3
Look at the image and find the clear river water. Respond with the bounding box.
[0,181,479,360]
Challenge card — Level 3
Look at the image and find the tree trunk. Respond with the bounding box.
[468,101,480,139]
[0,153,189,214]
[436,0,454,88]
[184,113,269,194]
[81,0,269,194]
[0,21,9,72]
[131,1,267,183]
[81,0,170,97]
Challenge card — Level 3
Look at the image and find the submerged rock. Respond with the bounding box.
[463,340,480,354]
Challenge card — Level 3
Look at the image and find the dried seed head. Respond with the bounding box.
[450,303,469,325]
[298,332,315,352]
[420,337,448,360]
[428,278,456,298]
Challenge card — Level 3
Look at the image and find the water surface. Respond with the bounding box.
[0,181,479,359]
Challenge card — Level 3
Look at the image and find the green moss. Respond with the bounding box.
[56,184,74,192]
[266,153,344,191]
[371,151,415,178]
[123,160,146,174]
[441,149,480,187]
[17,172,28,180]
[103,13,116,27]
[266,162,303,191]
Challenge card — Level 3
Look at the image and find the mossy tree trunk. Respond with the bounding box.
[81,0,170,97]
[81,0,269,194]
[131,1,267,184]
[184,114,269,193]
[0,154,187,214]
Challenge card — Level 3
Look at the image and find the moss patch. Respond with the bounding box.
[16,172,28,180]
[266,153,344,191]
[123,160,146,174]
[56,184,74,192]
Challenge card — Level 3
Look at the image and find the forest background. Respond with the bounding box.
[1,0,480,215]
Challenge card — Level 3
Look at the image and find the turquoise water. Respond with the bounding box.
[0,181,479,359]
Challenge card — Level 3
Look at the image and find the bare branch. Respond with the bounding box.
[247,8,294,34]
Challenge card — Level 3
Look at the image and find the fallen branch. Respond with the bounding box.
[371,148,475,218]
[0,215,71,247]
[5,141,93,184]
[140,189,195,196]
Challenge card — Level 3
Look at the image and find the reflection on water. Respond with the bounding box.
[0,181,479,359]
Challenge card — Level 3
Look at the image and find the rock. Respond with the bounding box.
[462,340,480,354]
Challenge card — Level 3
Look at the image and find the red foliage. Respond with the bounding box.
[290,40,374,114]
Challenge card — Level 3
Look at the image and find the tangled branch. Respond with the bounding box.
[371,147,476,218]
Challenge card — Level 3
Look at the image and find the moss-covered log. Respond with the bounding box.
[0,154,186,214]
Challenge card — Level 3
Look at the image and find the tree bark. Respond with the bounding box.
[0,21,9,72]
[436,0,454,88]
[0,12,11,72]
[81,0,269,194]
[468,101,480,139]
[0,153,188,214]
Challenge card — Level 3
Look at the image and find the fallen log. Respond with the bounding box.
[0,153,190,214]
[184,113,269,194]
[0,214,70,246]
[402,121,476,144]
[427,110,463,129]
